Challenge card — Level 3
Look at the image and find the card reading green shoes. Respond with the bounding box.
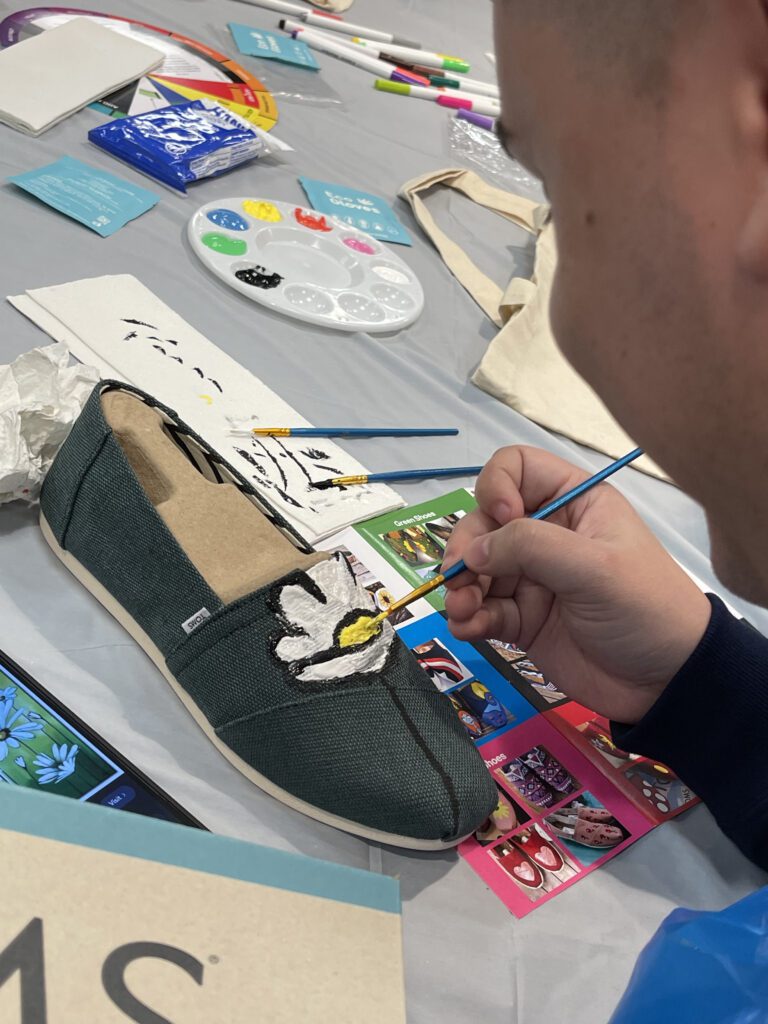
[40,383,497,848]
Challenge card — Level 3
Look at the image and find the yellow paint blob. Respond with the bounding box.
[243,200,282,222]
[338,614,383,649]
[198,394,213,404]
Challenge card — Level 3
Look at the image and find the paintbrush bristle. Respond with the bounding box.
[309,479,339,490]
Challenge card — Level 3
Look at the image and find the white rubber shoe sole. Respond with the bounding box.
[40,512,467,851]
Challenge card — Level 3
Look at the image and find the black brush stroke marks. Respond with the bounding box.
[123,318,227,404]
[278,488,303,508]
[236,446,302,509]
[236,447,267,477]
[276,438,314,486]
[276,442,343,495]
[252,438,289,492]
[300,449,342,475]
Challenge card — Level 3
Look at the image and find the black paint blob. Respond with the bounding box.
[235,265,284,290]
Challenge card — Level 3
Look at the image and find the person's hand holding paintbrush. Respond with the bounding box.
[441,446,712,725]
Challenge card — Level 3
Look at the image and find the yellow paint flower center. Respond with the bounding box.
[338,614,383,649]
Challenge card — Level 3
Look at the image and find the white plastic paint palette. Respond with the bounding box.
[188,197,424,333]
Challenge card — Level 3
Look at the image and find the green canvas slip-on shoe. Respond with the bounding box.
[39,382,497,849]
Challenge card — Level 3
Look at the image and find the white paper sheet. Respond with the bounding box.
[0,18,163,136]
[8,275,403,544]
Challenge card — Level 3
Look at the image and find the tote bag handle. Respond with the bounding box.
[400,168,548,327]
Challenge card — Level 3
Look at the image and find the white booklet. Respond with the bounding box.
[8,274,404,543]
[0,18,163,135]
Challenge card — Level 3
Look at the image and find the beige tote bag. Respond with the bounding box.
[310,0,354,10]
[400,169,664,479]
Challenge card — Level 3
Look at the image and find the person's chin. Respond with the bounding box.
[709,530,768,607]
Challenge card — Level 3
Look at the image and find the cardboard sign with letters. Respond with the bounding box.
[0,786,405,1023]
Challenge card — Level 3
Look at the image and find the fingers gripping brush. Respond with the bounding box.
[337,448,644,650]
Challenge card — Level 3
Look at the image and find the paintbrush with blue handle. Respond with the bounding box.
[311,465,484,489]
[338,448,645,648]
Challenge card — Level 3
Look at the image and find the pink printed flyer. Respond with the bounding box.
[546,702,698,824]
[458,717,653,918]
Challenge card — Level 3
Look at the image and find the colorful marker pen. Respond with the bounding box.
[375,79,501,118]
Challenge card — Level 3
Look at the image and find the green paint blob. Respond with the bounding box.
[201,232,247,256]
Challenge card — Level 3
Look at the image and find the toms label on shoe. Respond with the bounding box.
[182,607,212,635]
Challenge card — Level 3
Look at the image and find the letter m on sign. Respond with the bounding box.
[0,918,47,1023]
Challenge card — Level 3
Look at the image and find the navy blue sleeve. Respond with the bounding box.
[612,595,768,869]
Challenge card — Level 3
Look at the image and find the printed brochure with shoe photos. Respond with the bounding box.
[352,490,477,613]
[321,489,699,918]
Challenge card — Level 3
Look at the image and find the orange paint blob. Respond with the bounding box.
[295,208,332,232]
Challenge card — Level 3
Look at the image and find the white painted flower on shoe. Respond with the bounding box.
[274,555,394,683]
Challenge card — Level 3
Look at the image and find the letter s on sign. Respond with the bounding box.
[102,942,204,1024]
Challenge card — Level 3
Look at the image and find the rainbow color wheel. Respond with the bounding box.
[0,7,278,130]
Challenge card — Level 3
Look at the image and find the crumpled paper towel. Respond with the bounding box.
[0,343,99,504]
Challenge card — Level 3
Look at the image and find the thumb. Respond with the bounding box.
[463,518,603,597]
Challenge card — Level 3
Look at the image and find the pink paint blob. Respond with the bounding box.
[343,237,377,255]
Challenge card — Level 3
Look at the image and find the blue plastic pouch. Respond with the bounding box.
[610,887,768,1023]
[88,100,270,194]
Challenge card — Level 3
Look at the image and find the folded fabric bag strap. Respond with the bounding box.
[400,168,549,327]
[309,0,354,9]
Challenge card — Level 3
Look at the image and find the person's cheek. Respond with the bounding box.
[547,213,617,395]
[548,254,588,372]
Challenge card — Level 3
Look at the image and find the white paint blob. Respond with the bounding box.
[274,554,394,682]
